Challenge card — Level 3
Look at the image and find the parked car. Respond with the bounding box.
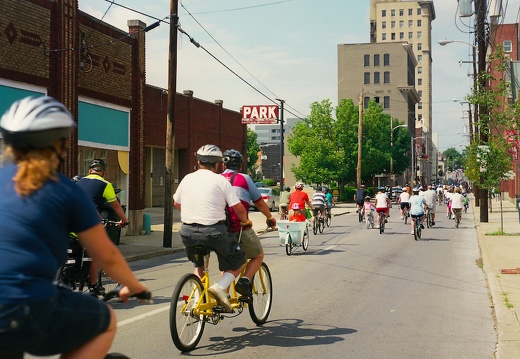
[391,186,403,202]
[255,182,265,188]
[250,187,280,211]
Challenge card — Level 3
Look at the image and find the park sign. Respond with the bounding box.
[241,105,279,124]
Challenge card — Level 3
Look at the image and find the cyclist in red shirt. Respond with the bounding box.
[288,182,313,218]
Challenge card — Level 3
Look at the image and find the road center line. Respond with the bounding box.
[117,305,170,327]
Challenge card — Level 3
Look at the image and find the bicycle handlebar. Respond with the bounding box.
[103,285,153,303]
[102,219,130,228]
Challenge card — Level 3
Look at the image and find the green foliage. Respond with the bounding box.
[246,128,260,176]
[443,148,465,170]
[261,179,276,187]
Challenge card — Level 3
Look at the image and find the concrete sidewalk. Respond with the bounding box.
[117,198,520,358]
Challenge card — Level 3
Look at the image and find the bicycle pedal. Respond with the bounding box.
[212,305,233,313]
[238,295,251,303]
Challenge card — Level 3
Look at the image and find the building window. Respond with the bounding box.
[399,20,404,28]
[391,21,395,28]
[417,31,422,39]
[364,54,370,66]
[417,78,422,86]
[384,96,390,109]
[417,66,422,74]
[418,114,423,121]
[417,8,421,15]
[382,33,387,41]
[418,90,423,98]
[408,32,413,39]
[399,9,404,16]
[374,54,380,66]
[418,102,423,110]
[364,72,370,84]
[384,53,390,66]
[391,33,396,40]
[417,43,422,51]
[364,97,370,109]
[408,8,413,16]
[382,21,387,29]
[375,96,380,104]
[408,19,413,27]
[374,72,380,84]
[384,71,390,83]
[399,32,404,40]
[417,54,422,62]
[417,19,422,27]
[504,40,512,52]
[382,9,386,17]
[391,9,395,16]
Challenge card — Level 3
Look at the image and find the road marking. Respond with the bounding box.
[117,305,170,327]
[315,245,337,253]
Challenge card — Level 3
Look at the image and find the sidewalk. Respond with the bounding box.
[117,199,520,358]
[474,196,520,359]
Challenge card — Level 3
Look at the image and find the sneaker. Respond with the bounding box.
[411,230,414,234]
[235,278,253,300]
[400,216,404,220]
[385,218,388,223]
[431,222,436,226]
[208,283,232,312]
[420,224,424,229]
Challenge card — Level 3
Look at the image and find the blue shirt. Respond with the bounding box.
[409,195,426,216]
[0,165,101,304]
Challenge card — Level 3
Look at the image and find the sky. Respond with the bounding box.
[79,0,520,152]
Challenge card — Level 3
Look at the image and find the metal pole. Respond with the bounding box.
[390,118,394,187]
[277,99,285,193]
[357,89,363,187]
[477,0,488,222]
[163,0,178,247]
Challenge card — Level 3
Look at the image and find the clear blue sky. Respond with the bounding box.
[80,0,519,152]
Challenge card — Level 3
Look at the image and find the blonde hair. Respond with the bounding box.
[6,147,59,196]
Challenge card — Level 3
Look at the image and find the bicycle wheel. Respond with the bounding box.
[426,212,431,228]
[358,211,363,223]
[285,233,293,256]
[170,273,205,352]
[404,212,408,225]
[312,218,318,235]
[318,218,324,233]
[302,228,309,251]
[366,215,371,229]
[249,262,273,325]
[98,269,118,296]
[379,214,385,234]
[413,219,419,241]
[326,212,331,227]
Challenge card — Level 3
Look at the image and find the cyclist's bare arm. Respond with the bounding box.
[77,224,148,299]
[253,196,276,227]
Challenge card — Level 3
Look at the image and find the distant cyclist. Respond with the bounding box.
[289,182,313,219]
[422,185,437,226]
[279,186,291,217]
[398,188,411,220]
[449,187,465,224]
[311,186,327,224]
[354,184,368,213]
[324,187,335,215]
[375,186,391,227]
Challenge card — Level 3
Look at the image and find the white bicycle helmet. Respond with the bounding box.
[196,144,223,164]
[1,96,75,150]
[295,181,304,190]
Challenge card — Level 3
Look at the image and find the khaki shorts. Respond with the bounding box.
[232,228,263,259]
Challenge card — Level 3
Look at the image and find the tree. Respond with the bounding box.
[246,128,260,177]
[443,147,465,171]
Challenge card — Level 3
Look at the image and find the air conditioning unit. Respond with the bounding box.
[489,0,503,18]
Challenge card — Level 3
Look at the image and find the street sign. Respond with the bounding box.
[241,105,279,124]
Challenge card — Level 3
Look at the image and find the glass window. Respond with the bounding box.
[399,20,404,28]
[418,102,423,110]
[417,8,421,15]
[418,90,423,98]
[364,97,370,109]
[384,53,390,66]
[417,67,422,74]
[399,9,404,16]
[364,72,370,84]
[417,31,422,39]
[382,9,386,17]
[391,9,395,16]
[417,19,422,27]
[504,40,512,52]
[417,54,422,62]
[382,21,387,29]
[391,33,396,40]
[408,32,413,39]
[408,20,413,27]
[374,72,380,84]
[374,54,380,66]
[391,21,395,28]
[408,8,413,16]
[399,32,404,40]
[417,78,422,86]
[417,43,422,51]
[382,33,387,41]
[384,71,390,83]
[384,96,390,109]
[364,54,370,66]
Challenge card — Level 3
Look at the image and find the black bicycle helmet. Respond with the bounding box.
[1,96,75,151]
[90,158,106,171]
[365,196,371,202]
[222,149,243,170]
[196,144,223,164]
[285,186,290,191]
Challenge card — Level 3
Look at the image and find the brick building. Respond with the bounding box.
[0,0,246,234]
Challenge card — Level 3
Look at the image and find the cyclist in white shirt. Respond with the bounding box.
[422,185,437,226]
[398,190,411,220]
[375,187,391,227]
[311,187,327,224]
[449,187,465,224]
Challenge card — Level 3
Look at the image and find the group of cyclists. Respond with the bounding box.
[279,183,335,225]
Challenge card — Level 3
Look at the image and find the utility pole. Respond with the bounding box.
[476,0,488,222]
[276,99,285,193]
[357,89,363,187]
[163,0,179,247]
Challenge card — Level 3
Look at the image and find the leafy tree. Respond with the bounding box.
[246,128,260,176]
[442,147,465,171]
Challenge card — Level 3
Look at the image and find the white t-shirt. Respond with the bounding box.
[450,193,465,209]
[399,191,410,203]
[375,192,389,209]
[173,169,241,225]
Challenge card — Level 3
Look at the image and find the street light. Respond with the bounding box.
[390,119,408,187]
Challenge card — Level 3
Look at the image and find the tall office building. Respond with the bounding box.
[370,0,435,183]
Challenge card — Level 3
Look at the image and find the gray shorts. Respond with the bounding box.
[232,228,263,259]
[180,223,246,271]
